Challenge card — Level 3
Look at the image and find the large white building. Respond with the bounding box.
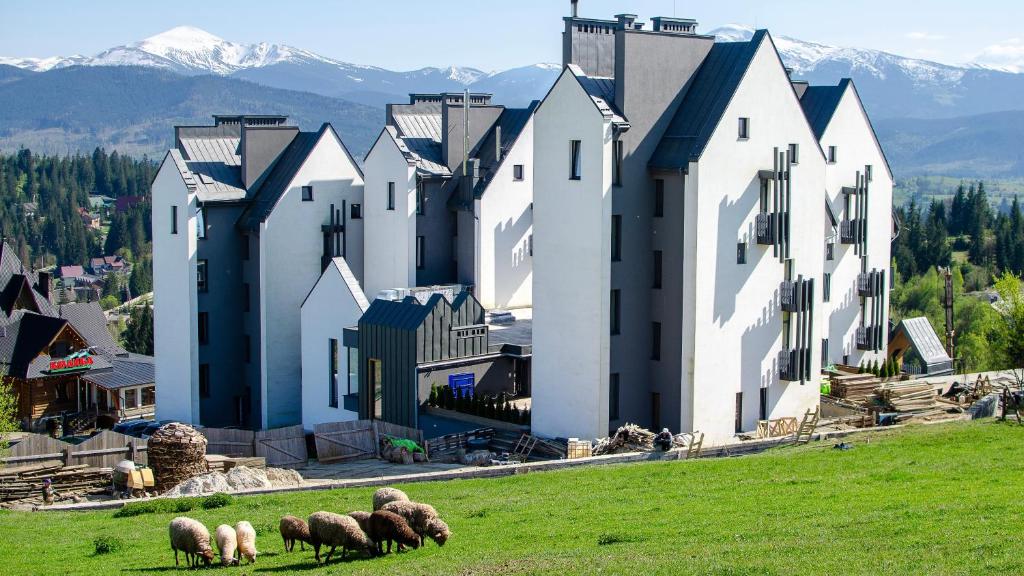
[152,115,364,429]
[363,94,536,310]
[532,12,892,444]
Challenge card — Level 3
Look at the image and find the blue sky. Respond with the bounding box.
[2,0,1022,71]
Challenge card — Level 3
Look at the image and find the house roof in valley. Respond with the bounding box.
[800,79,850,140]
[59,265,85,278]
[82,354,154,390]
[390,111,450,177]
[649,30,766,170]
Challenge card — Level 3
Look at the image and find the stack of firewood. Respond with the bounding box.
[148,423,208,492]
[0,463,111,507]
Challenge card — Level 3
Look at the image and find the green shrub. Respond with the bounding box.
[200,492,233,510]
[93,536,123,555]
[428,385,438,407]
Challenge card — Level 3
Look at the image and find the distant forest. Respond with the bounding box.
[0,148,154,272]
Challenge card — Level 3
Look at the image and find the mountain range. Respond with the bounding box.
[1,25,1023,177]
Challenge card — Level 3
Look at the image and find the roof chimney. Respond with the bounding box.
[571,0,578,18]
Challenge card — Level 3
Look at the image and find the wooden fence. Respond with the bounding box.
[1,431,147,469]
[201,425,307,468]
[314,420,425,464]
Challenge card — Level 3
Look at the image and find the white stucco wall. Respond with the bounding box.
[686,37,825,444]
[477,116,534,310]
[152,155,199,424]
[300,258,366,431]
[532,70,614,440]
[363,131,417,300]
[821,86,894,368]
[258,130,364,428]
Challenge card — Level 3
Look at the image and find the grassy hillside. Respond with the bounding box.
[0,420,1021,575]
[895,175,1024,206]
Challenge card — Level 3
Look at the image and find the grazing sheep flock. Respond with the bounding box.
[167,486,450,567]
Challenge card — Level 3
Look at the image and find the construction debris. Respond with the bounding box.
[592,424,692,456]
[0,463,111,508]
[829,373,883,403]
[163,465,303,497]
[876,381,960,422]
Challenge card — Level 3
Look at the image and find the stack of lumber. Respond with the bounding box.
[876,381,952,421]
[204,455,266,473]
[0,463,111,506]
[830,373,882,403]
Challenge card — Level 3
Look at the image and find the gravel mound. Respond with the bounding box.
[165,466,303,496]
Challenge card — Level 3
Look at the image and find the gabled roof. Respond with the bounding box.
[82,355,154,390]
[390,112,450,177]
[359,291,484,333]
[649,30,766,170]
[566,65,627,126]
[893,317,952,370]
[60,265,85,278]
[301,257,370,313]
[166,136,246,202]
[800,79,850,141]
[470,102,538,197]
[3,312,70,378]
[59,301,126,355]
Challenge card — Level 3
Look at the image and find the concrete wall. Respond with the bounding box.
[532,70,614,440]
[417,355,520,405]
[686,37,824,444]
[300,259,364,431]
[258,130,364,428]
[364,131,417,299]
[477,116,535,310]
[416,179,456,286]
[152,156,199,424]
[822,86,893,367]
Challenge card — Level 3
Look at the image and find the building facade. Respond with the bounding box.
[532,11,892,443]
[152,115,364,429]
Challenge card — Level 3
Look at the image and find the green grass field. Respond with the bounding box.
[2,420,1022,575]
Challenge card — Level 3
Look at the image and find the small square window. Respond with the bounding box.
[738,117,750,139]
[351,203,362,219]
[828,146,838,163]
[301,185,313,201]
[387,182,396,211]
[737,241,747,264]
[788,143,799,164]
[513,164,524,181]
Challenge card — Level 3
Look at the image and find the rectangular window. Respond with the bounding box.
[826,242,835,261]
[609,373,620,420]
[738,117,750,139]
[125,388,138,409]
[171,206,178,235]
[243,334,251,363]
[760,179,770,213]
[416,182,425,215]
[737,241,747,264]
[387,182,395,210]
[613,140,624,186]
[197,260,208,292]
[569,140,582,180]
[329,338,339,408]
[654,179,665,217]
[528,234,533,257]
[828,146,838,163]
[242,283,250,313]
[199,364,210,398]
[735,392,743,433]
[369,358,383,419]
[651,321,662,361]
[866,164,873,182]
[196,207,206,239]
[513,164,524,181]
[788,143,800,164]
[142,386,156,406]
[824,273,831,302]
[347,346,358,395]
[301,185,313,201]
[822,338,830,369]
[610,289,621,335]
[351,204,362,219]
[611,215,622,262]
[653,250,663,289]
[759,387,768,421]
[197,312,208,345]
[416,236,425,269]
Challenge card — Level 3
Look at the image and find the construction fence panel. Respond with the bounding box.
[201,428,256,457]
[70,430,147,468]
[1,434,71,467]
[314,420,378,463]
[254,425,307,468]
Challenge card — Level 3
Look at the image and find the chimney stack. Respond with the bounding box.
[571,0,578,18]
[37,271,52,303]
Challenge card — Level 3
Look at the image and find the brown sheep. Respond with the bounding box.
[347,510,371,534]
[381,500,450,546]
[366,510,420,555]
[372,487,409,511]
[280,515,312,552]
[308,511,376,563]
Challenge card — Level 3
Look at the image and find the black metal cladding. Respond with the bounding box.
[321,201,347,272]
[760,148,792,262]
[855,269,886,352]
[781,275,814,383]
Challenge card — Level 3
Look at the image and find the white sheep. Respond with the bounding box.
[307,511,376,563]
[372,486,409,511]
[214,524,239,566]
[168,516,215,568]
[235,520,258,564]
[381,500,450,546]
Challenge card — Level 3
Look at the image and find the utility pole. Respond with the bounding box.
[939,266,954,360]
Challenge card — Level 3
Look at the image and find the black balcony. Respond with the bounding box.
[780,279,810,312]
[840,219,859,244]
[755,212,775,245]
[856,326,877,351]
[779,348,805,382]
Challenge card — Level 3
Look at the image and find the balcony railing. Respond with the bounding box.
[780,279,810,312]
[855,326,880,351]
[857,272,882,298]
[840,219,862,245]
[755,213,774,245]
[779,348,807,382]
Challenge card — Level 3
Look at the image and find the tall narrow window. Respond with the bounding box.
[821,338,830,369]
[196,206,206,239]
[653,250,663,289]
[416,181,424,215]
[197,260,208,292]
[788,143,800,164]
[824,273,832,302]
[651,321,662,361]
[387,182,395,210]
[329,338,339,408]
[866,164,874,182]
[347,346,358,395]
[197,312,209,345]
[759,387,768,421]
[513,164,524,181]
[654,179,665,217]
[611,215,622,262]
[610,289,620,335]
[199,364,210,398]
[737,241,747,264]
[301,185,313,201]
[760,179,770,213]
[609,373,620,420]
[528,234,533,257]
[828,146,838,163]
[171,205,178,235]
[569,140,582,180]
[613,140,624,186]
[738,117,750,139]
[735,392,743,433]
[416,236,425,269]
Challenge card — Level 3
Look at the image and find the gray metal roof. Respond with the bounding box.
[82,355,154,390]
[237,127,320,231]
[568,65,627,125]
[649,30,766,170]
[59,301,126,355]
[800,79,850,140]
[175,137,247,202]
[391,113,450,176]
[896,317,952,368]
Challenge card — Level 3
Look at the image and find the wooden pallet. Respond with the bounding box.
[795,408,820,444]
